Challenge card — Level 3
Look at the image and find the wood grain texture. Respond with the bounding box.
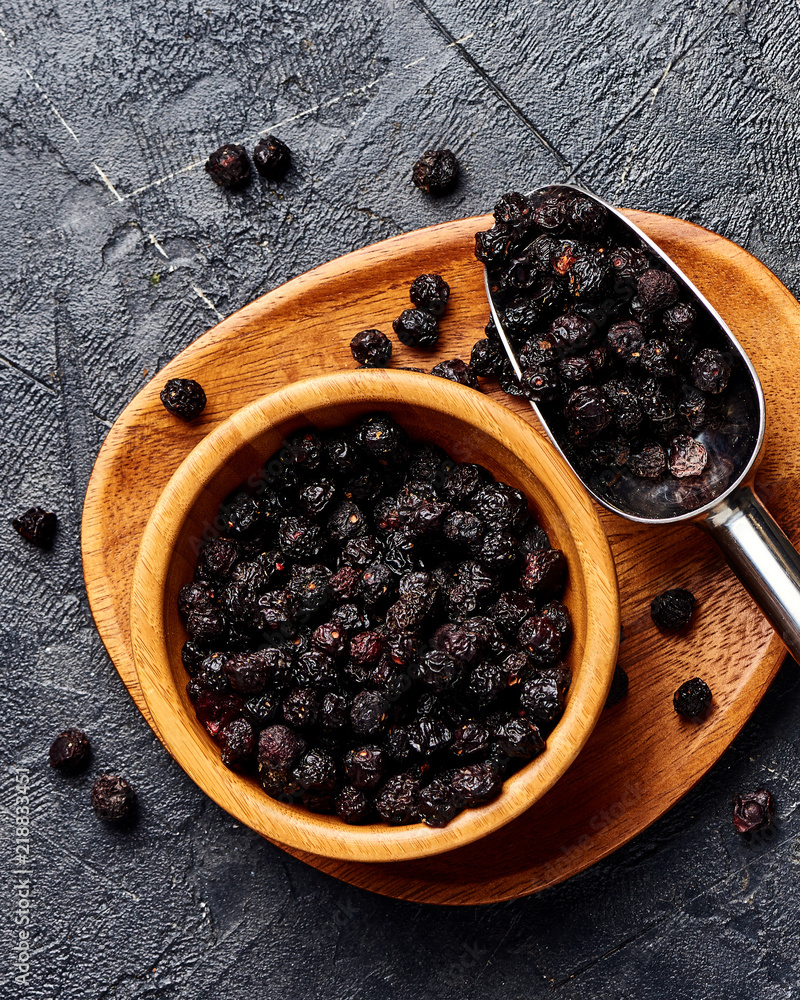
[82,210,800,903]
[128,371,619,862]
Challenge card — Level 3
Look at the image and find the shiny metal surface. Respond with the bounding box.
[699,486,800,658]
[486,182,800,658]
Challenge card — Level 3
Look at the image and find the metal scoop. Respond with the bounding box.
[485,182,800,659]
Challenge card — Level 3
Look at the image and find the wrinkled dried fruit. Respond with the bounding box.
[350,328,392,367]
[49,728,91,774]
[673,676,712,719]
[252,135,291,180]
[160,378,207,421]
[732,788,775,834]
[205,143,251,189]
[91,775,136,822]
[12,506,57,548]
[651,588,696,630]
[411,149,458,195]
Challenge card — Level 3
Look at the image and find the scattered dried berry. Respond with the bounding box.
[651,588,696,630]
[205,143,251,189]
[91,775,136,823]
[48,728,91,774]
[252,135,291,180]
[411,149,458,196]
[430,359,479,389]
[350,328,392,367]
[673,677,712,719]
[604,663,629,708]
[393,309,439,348]
[410,274,450,316]
[160,378,207,421]
[732,788,775,834]
[12,506,57,548]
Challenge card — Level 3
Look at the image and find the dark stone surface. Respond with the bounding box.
[2,0,800,996]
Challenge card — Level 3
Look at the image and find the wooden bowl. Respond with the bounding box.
[130,369,620,862]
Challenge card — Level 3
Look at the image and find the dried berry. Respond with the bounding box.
[252,135,291,180]
[410,273,450,316]
[350,328,392,367]
[336,785,373,824]
[451,762,503,806]
[220,717,257,769]
[91,775,136,823]
[673,676,712,719]
[565,385,613,434]
[48,728,91,774]
[607,320,644,364]
[224,652,269,695]
[628,441,667,479]
[411,149,458,196]
[668,435,708,478]
[691,348,731,394]
[375,771,422,824]
[517,616,563,664]
[637,269,679,311]
[160,378,207,421]
[430,359,479,389]
[519,549,567,598]
[294,748,337,793]
[12,506,57,548]
[258,725,306,769]
[351,690,388,737]
[605,663,629,708]
[732,789,775,834]
[283,687,320,729]
[548,312,595,356]
[418,776,460,827]
[496,715,546,759]
[651,588,696,630]
[205,143,251,189]
[393,308,439,348]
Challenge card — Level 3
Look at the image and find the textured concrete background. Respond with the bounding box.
[2,1,800,997]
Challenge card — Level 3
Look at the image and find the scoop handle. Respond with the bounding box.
[699,484,800,660]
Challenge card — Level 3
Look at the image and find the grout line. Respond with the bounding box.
[0,25,80,145]
[145,231,226,322]
[100,5,526,203]
[191,284,225,321]
[408,0,575,178]
[564,0,741,183]
[92,162,124,201]
[0,351,58,394]
[148,233,170,259]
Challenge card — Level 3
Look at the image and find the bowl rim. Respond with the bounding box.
[130,369,620,862]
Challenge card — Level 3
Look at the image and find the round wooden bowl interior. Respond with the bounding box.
[130,369,620,862]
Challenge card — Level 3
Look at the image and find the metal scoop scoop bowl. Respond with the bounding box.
[484,183,800,659]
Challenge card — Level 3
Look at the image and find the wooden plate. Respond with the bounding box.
[82,210,800,904]
[129,370,619,862]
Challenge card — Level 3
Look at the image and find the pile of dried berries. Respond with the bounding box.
[179,414,573,827]
[473,187,742,488]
